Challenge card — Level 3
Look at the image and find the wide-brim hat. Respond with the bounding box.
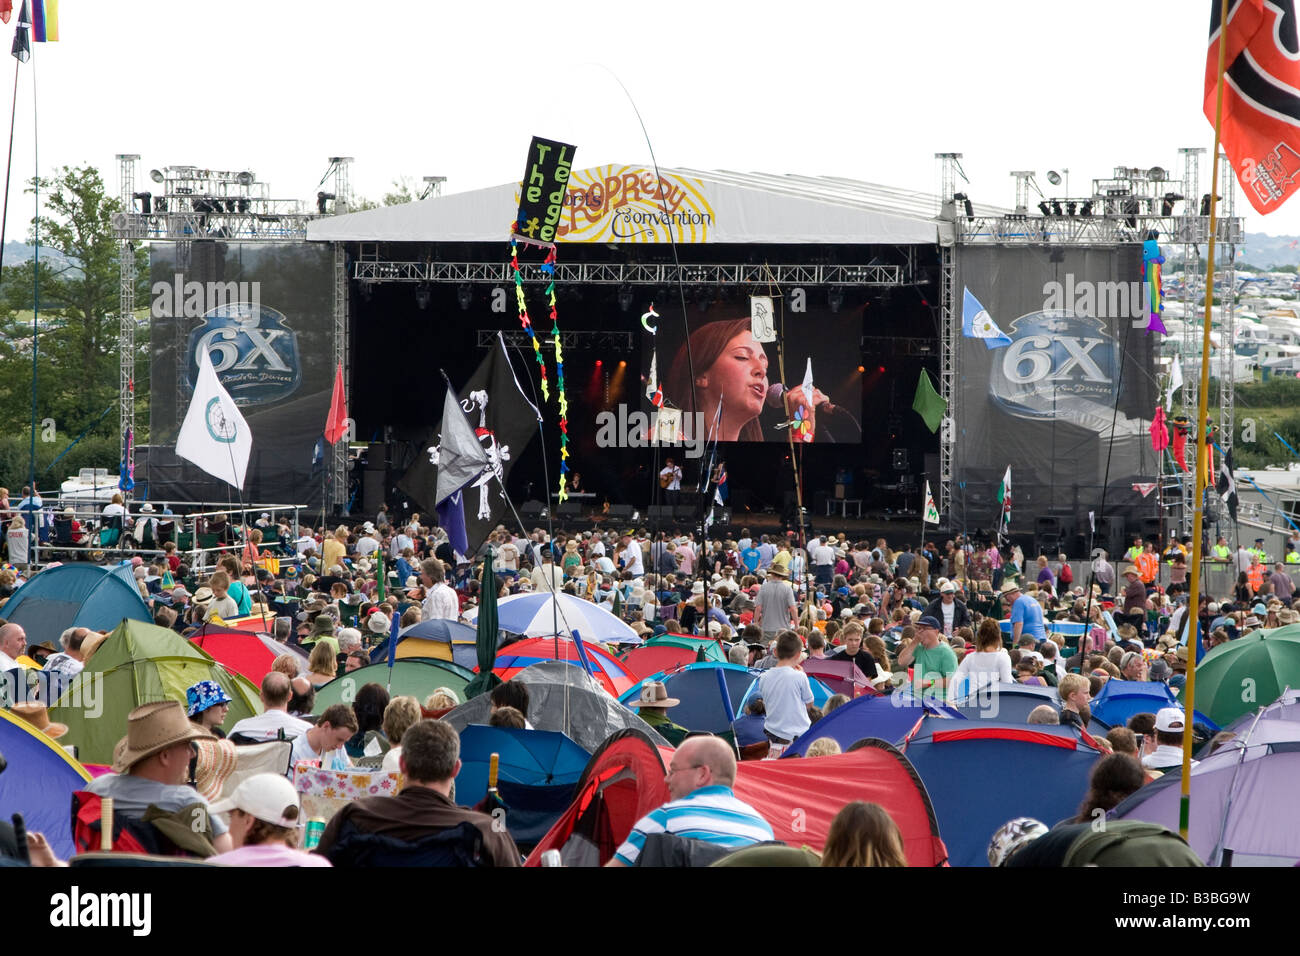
[112,701,213,774]
[766,566,788,578]
[1121,565,1140,577]
[9,702,68,739]
[192,738,239,803]
[999,580,1021,595]
[631,681,680,709]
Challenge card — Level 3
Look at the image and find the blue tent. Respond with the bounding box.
[783,694,964,756]
[1,563,150,648]
[951,682,1111,734]
[1088,680,1219,732]
[901,718,1102,867]
[368,618,481,670]
[620,663,831,735]
[0,709,91,860]
[455,725,590,806]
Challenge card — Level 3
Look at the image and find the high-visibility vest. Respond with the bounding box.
[1135,552,1158,583]
[1126,547,1142,562]
[1249,564,1265,592]
[1287,551,1300,564]
[1212,545,1230,560]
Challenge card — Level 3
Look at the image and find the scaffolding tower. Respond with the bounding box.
[117,154,139,492]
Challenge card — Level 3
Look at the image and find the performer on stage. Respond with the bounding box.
[660,458,683,505]
[711,459,728,503]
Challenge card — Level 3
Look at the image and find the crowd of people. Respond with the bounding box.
[0,501,1290,868]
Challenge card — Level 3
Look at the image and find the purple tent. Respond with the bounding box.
[1112,715,1300,866]
[0,709,91,859]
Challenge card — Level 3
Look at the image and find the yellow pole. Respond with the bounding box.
[1180,0,1231,840]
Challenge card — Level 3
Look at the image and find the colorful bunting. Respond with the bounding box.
[510,235,549,401]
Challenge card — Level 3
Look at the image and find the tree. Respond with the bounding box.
[23,165,149,438]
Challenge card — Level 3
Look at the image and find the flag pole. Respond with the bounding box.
[1180,0,1231,842]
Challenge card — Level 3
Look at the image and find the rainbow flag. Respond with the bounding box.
[31,0,56,42]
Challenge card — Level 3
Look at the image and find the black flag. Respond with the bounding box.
[398,336,539,554]
[1217,446,1238,523]
[10,0,28,62]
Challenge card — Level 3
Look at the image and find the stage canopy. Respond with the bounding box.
[305,165,1007,246]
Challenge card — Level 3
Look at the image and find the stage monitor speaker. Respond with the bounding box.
[1035,517,1061,536]
[607,504,635,520]
[556,502,583,519]
[520,500,547,518]
[646,505,673,520]
[1139,517,1162,542]
[675,505,697,521]
[892,449,909,471]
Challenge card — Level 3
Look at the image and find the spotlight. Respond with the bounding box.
[857,365,865,373]
[595,359,603,367]
[457,284,473,310]
[1051,200,1063,217]
[316,191,335,215]
[415,285,431,310]
[132,191,151,215]
[1161,192,1184,216]
[1123,199,1139,228]
[238,198,251,213]
[1200,193,1218,216]
[618,360,627,368]
[1037,201,1051,216]
[953,192,973,217]
[617,284,634,312]
[828,287,845,313]
[236,171,254,187]
[1066,202,1077,216]
[149,169,164,184]
[877,365,885,373]
[1080,200,1093,216]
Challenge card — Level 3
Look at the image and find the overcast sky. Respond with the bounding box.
[4,0,1288,238]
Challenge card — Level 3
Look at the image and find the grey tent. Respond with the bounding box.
[442,660,670,752]
[1112,714,1300,866]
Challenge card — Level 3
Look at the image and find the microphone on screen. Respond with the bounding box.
[765,383,840,415]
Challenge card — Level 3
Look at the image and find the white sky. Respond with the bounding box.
[4,0,1290,238]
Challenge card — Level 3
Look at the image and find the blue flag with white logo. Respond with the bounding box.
[962,288,1012,349]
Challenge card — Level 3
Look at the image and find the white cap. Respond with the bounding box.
[210,773,301,828]
[1154,707,1186,733]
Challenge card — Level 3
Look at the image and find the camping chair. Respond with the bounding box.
[175,531,194,551]
[635,832,739,867]
[323,820,487,867]
[97,514,123,549]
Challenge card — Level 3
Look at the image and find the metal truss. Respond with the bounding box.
[938,244,956,524]
[859,335,939,356]
[354,260,908,286]
[957,212,1243,246]
[479,329,634,351]
[113,208,316,242]
[331,242,348,512]
[117,155,138,493]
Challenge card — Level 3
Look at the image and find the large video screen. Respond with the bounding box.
[645,302,863,443]
[952,244,1159,525]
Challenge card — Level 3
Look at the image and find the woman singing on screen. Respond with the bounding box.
[662,317,827,442]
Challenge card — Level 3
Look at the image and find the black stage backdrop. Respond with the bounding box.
[146,241,335,507]
[952,244,1159,533]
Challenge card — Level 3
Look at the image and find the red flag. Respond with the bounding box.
[324,362,348,444]
[1207,0,1300,214]
[0,2,12,24]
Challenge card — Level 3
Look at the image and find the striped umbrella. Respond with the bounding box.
[465,591,643,645]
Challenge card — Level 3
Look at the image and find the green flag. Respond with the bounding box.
[912,370,946,433]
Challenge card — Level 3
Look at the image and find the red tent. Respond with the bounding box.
[189,625,308,685]
[732,740,948,866]
[620,644,696,680]
[526,729,669,866]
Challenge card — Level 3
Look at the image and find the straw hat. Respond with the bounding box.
[111,701,213,774]
[1121,564,1140,577]
[9,702,67,740]
[192,738,239,803]
[631,681,680,709]
[999,580,1021,595]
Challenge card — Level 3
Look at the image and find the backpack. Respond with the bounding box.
[1063,821,1203,867]
[1059,563,1073,585]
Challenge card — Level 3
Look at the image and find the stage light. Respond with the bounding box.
[132,191,151,215]
[1161,192,1184,216]
[618,360,626,368]
[595,359,603,367]
[617,284,633,312]
[878,365,885,373]
[857,365,865,373]
[149,169,164,184]
[457,284,473,310]
[317,191,335,215]
[1037,201,1051,216]
[953,192,973,217]
[1050,200,1063,217]
[238,198,251,213]
[1046,170,1062,186]
[1080,200,1093,216]
[1200,193,1219,216]
[828,287,844,313]
[1066,202,1077,216]
[236,171,254,187]
[415,285,431,310]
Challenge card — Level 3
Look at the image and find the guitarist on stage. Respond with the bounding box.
[660,458,683,506]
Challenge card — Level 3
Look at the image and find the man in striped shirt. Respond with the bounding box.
[606,736,773,866]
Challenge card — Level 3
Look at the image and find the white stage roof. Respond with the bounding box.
[306,165,1008,247]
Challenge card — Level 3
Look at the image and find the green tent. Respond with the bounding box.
[313,659,475,712]
[1193,624,1300,728]
[642,634,727,663]
[50,619,263,765]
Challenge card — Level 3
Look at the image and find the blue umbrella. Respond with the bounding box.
[454,724,590,807]
[464,592,642,644]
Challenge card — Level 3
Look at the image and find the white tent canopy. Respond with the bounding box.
[306,165,1007,247]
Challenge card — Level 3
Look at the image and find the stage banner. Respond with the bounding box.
[147,241,335,506]
[639,301,863,444]
[555,165,716,244]
[513,136,576,245]
[951,244,1158,530]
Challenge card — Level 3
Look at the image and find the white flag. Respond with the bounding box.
[1166,360,1183,411]
[176,348,252,489]
[923,481,940,525]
